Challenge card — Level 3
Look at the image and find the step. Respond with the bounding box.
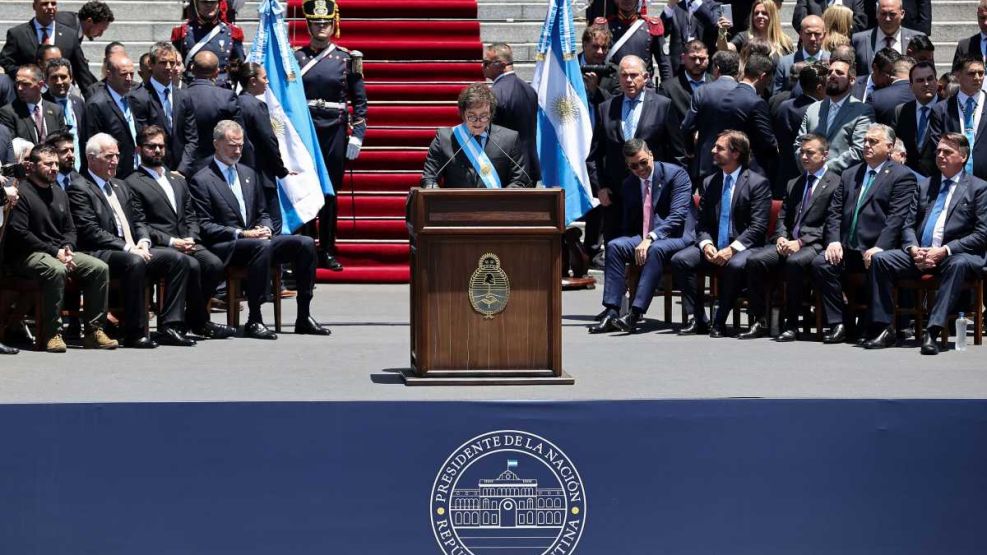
[286,19,479,42]
[336,217,409,240]
[286,37,482,60]
[337,172,424,192]
[363,62,482,82]
[315,264,409,283]
[366,83,469,101]
[335,241,410,266]
[351,150,427,172]
[285,0,477,20]
[363,127,437,148]
[337,193,408,218]
[367,105,461,127]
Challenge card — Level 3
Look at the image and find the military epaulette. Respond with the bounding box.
[336,45,351,54]
[646,16,664,36]
[170,23,189,42]
[228,23,244,42]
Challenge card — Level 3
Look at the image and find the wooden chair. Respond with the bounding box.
[225,266,282,332]
[893,272,984,348]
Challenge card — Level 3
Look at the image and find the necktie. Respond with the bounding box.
[689,79,703,92]
[641,178,653,238]
[917,105,930,147]
[40,24,49,45]
[849,169,877,248]
[792,174,816,238]
[806,55,816,63]
[120,96,139,169]
[227,165,248,225]
[964,96,977,174]
[921,179,953,247]
[717,174,734,249]
[57,98,82,171]
[474,133,486,150]
[32,104,45,142]
[622,97,639,140]
[103,182,136,249]
[825,101,839,134]
[162,87,173,129]
[884,35,895,50]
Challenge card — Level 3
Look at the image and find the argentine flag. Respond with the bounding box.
[532,0,597,225]
[247,0,332,234]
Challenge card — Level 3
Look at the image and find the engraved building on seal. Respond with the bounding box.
[450,460,566,528]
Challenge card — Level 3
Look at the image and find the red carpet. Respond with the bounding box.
[286,0,482,283]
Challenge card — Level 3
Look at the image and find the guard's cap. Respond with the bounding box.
[303,0,337,21]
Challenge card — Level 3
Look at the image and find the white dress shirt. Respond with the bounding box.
[931,172,961,253]
[957,90,984,136]
[699,166,745,251]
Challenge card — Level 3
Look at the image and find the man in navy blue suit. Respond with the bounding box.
[485,43,539,184]
[590,139,695,334]
[866,133,987,354]
[851,0,925,76]
[812,123,917,343]
[928,57,987,182]
[189,120,330,340]
[867,56,914,126]
[174,50,242,177]
[659,0,721,77]
[892,60,939,178]
[671,130,771,337]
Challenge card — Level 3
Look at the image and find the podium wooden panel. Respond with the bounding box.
[405,188,572,385]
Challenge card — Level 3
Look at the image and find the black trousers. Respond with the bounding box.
[315,124,346,254]
[671,245,755,326]
[745,243,822,326]
[227,235,317,323]
[812,248,866,326]
[95,247,188,338]
[184,246,226,330]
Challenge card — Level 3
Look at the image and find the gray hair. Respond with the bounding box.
[213,120,243,142]
[148,41,178,65]
[893,138,907,156]
[868,123,896,145]
[12,138,34,163]
[619,55,647,75]
[85,133,118,158]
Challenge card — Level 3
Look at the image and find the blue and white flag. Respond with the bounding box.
[247,0,332,234]
[532,0,597,225]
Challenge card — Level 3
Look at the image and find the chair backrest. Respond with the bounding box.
[766,200,782,238]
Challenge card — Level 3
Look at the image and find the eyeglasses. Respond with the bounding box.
[465,113,491,123]
[143,144,166,150]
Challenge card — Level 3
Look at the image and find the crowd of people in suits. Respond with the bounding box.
[0,0,360,355]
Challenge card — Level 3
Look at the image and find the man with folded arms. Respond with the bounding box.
[4,144,116,352]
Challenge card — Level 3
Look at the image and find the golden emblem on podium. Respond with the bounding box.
[469,253,510,319]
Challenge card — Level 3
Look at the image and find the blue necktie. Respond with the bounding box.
[120,96,139,169]
[921,179,952,247]
[964,96,977,174]
[57,98,82,171]
[227,165,248,225]
[917,105,930,148]
[161,86,173,130]
[717,174,734,249]
[622,97,639,140]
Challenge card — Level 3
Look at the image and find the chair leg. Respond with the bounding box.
[663,278,672,325]
[34,290,44,351]
[814,292,824,341]
[273,270,282,333]
[227,278,239,328]
[975,280,984,346]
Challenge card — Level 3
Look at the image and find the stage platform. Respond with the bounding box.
[1,280,986,403]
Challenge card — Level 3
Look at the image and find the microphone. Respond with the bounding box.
[425,132,469,188]
[486,134,534,186]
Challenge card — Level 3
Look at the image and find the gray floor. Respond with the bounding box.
[2,276,986,403]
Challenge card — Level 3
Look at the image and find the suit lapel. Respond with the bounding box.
[803,171,831,214]
[730,170,747,215]
[945,175,968,222]
[210,162,245,226]
[861,163,892,208]
[141,168,178,216]
[634,91,655,139]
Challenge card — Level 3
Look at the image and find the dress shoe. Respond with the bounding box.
[678,318,710,335]
[593,308,610,321]
[614,311,641,333]
[822,324,846,344]
[244,321,278,340]
[738,319,769,340]
[0,342,19,355]
[156,326,197,347]
[192,321,236,340]
[863,327,896,350]
[318,251,344,271]
[709,325,727,338]
[83,328,118,350]
[775,329,798,342]
[589,311,620,334]
[123,336,158,349]
[295,316,331,336]
[46,334,67,353]
[921,333,940,355]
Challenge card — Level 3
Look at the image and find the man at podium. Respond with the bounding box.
[420,83,531,189]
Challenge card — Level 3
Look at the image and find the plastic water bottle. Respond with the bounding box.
[955,313,970,352]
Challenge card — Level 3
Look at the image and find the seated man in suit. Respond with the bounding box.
[867,134,987,354]
[0,64,66,144]
[69,133,194,348]
[421,83,529,189]
[671,130,772,337]
[126,125,235,340]
[3,144,117,352]
[590,138,695,334]
[189,120,330,339]
[741,133,841,341]
[812,123,917,343]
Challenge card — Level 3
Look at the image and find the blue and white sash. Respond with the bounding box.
[452,124,501,189]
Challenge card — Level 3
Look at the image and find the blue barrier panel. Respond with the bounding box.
[0,400,985,554]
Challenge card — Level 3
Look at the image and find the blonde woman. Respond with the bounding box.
[822,5,854,42]
[717,0,794,61]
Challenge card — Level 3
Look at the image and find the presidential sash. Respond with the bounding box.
[452,124,501,189]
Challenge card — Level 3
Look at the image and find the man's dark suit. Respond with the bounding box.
[174,78,242,176]
[126,166,224,332]
[601,162,696,315]
[67,171,189,340]
[0,19,96,96]
[239,92,289,232]
[773,49,830,95]
[774,94,818,194]
[793,0,866,33]
[812,160,917,325]
[893,98,938,177]
[0,98,65,144]
[851,26,926,76]
[587,88,686,241]
[0,74,15,106]
[867,79,912,125]
[953,34,985,70]
[660,1,721,76]
[420,124,529,189]
[864,0,931,36]
[658,71,709,124]
[746,169,840,328]
[43,90,86,145]
[189,159,317,323]
[681,76,737,181]
[871,173,987,331]
[0,125,14,164]
[928,93,987,181]
[129,80,198,172]
[491,72,540,183]
[671,167,772,327]
[83,86,147,179]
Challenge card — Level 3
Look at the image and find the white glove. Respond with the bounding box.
[346,136,362,160]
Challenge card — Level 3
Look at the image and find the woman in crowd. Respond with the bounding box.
[718,0,793,61]
[822,5,855,51]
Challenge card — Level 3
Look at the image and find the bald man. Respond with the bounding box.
[173,50,243,177]
[774,15,830,95]
[83,53,145,178]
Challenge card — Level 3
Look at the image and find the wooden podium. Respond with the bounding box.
[404,188,573,385]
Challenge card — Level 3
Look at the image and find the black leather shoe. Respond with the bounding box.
[296,316,331,336]
[614,311,641,333]
[318,251,344,271]
[589,311,620,334]
[0,342,18,355]
[822,324,846,344]
[678,318,710,335]
[863,327,896,350]
[921,333,940,355]
[156,326,197,347]
[738,319,768,340]
[245,321,278,340]
[593,308,610,321]
[123,336,158,349]
[709,325,727,338]
[775,329,798,342]
[192,321,236,339]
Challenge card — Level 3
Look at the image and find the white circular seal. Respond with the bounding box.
[430,430,587,555]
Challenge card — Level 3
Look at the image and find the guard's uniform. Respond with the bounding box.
[605,14,670,83]
[171,17,245,88]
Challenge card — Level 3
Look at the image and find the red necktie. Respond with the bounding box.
[32,104,46,142]
[884,36,895,50]
[641,178,652,238]
[40,25,49,45]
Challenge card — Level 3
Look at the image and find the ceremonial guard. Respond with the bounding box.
[601,0,670,83]
[295,0,367,271]
[171,0,245,88]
